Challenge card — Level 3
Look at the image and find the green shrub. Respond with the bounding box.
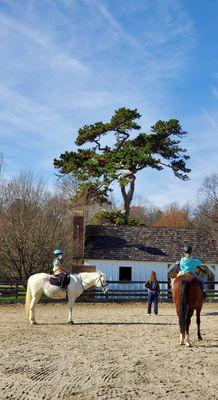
[91,210,146,226]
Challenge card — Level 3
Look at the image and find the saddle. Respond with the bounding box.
[171,272,196,290]
[49,272,70,290]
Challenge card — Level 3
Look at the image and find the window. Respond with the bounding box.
[119,266,132,282]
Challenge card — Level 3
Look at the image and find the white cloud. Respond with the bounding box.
[201,107,218,130]
[0,0,216,209]
[85,0,196,82]
[212,86,218,98]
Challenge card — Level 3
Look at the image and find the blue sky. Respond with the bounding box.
[0,0,218,208]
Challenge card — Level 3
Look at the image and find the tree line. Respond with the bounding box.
[0,162,217,283]
[0,168,74,283]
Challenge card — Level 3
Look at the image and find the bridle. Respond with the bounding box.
[98,273,108,287]
[79,272,108,293]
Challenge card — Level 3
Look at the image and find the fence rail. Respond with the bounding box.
[0,280,217,303]
[81,280,218,302]
[0,282,18,299]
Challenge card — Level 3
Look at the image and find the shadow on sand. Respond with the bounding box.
[204,312,218,316]
[39,321,176,326]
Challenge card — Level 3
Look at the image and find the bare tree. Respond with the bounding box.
[0,153,4,179]
[200,173,218,206]
[56,174,78,199]
[194,173,218,234]
[127,195,161,225]
[0,154,8,209]
[0,171,74,284]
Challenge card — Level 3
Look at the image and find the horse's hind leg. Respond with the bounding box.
[177,303,185,345]
[179,333,185,345]
[196,307,203,341]
[185,308,194,347]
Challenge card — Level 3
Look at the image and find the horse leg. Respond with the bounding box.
[185,308,194,347]
[68,295,76,324]
[179,333,185,345]
[196,307,203,341]
[177,303,185,345]
[30,295,40,325]
[178,299,185,346]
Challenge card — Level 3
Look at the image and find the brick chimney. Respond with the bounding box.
[72,211,85,265]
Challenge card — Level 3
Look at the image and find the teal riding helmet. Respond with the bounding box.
[54,249,63,255]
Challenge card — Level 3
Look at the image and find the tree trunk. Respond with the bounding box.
[120,175,136,220]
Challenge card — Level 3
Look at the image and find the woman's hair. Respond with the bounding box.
[149,271,157,281]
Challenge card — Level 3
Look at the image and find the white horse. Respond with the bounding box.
[25,271,108,325]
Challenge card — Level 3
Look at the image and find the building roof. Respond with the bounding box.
[84,225,218,264]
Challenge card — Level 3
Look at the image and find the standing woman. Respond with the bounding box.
[145,271,160,316]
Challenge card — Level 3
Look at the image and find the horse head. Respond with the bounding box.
[96,271,108,294]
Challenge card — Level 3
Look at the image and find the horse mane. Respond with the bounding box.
[74,270,104,281]
[76,270,103,276]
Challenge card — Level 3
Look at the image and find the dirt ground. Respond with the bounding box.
[0,302,217,400]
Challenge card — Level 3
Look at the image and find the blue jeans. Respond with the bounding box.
[147,291,159,315]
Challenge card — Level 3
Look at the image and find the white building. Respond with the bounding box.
[82,225,218,298]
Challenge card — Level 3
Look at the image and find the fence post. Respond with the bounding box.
[15,281,18,299]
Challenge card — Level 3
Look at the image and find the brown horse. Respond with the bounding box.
[173,273,203,347]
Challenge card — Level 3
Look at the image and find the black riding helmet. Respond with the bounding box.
[184,245,192,254]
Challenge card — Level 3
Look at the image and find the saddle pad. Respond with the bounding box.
[49,276,61,286]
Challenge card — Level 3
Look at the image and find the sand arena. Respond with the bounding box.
[0,302,217,400]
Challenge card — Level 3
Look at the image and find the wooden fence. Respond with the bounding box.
[0,281,19,299]
[82,280,218,302]
[0,279,217,303]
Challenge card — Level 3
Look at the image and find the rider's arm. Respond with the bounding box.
[174,261,181,273]
[194,258,202,267]
[61,266,70,273]
[180,258,184,273]
[53,259,61,273]
[58,264,70,273]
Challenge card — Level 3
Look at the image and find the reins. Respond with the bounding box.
[79,273,107,291]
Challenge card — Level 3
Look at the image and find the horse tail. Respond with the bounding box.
[178,280,190,335]
[25,279,32,322]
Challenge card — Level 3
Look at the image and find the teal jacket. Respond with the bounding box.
[180,257,201,274]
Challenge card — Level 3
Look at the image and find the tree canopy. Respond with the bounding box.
[54,107,191,219]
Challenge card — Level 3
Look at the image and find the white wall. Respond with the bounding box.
[210,265,218,292]
[84,259,217,299]
[84,259,169,293]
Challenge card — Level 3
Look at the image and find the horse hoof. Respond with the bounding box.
[30,321,37,325]
[198,336,203,341]
[185,342,191,347]
[179,341,185,346]
[68,321,74,325]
